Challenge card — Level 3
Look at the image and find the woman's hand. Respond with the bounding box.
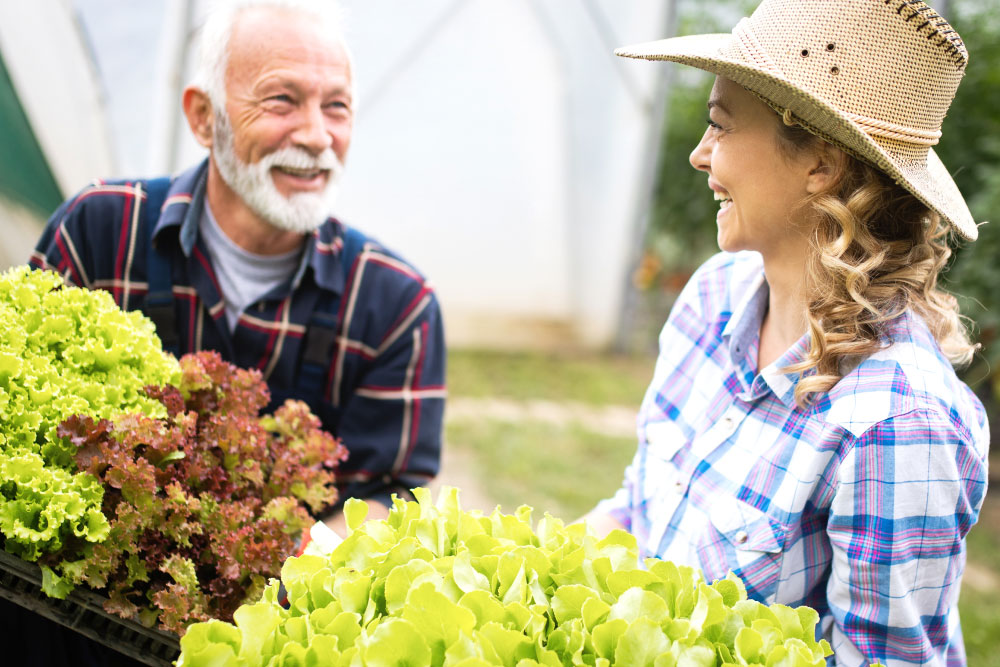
[578,510,627,539]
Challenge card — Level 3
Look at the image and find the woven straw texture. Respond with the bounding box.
[616,0,979,240]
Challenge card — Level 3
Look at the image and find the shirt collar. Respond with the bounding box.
[150,158,346,295]
[151,159,208,257]
[721,266,810,408]
[760,332,810,408]
[722,269,767,360]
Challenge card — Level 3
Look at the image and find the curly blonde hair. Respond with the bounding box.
[772,111,978,408]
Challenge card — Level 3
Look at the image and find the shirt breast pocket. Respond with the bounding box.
[696,496,788,604]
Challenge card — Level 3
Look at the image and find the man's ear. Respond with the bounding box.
[805,143,848,195]
[182,87,215,149]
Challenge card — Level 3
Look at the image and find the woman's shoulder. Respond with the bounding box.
[821,311,989,447]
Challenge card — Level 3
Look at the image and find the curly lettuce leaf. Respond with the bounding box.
[178,487,833,667]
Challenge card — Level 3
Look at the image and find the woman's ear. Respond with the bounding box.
[182,87,215,149]
[805,143,848,195]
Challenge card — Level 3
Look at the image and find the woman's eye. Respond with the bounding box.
[706,118,723,130]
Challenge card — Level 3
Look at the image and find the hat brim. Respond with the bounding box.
[617,34,979,241]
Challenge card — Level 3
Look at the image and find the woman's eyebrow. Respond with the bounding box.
[707,99,730,114]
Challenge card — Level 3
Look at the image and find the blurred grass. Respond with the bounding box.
[445,418,637,523]
[959,494,1000,667]
[445,347,1000,665]
[445,348,653,522]
[447,348,653,407]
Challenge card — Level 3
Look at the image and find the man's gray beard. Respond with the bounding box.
[212,112,343,234]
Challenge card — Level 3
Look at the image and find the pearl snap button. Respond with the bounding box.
[734,530,749,545]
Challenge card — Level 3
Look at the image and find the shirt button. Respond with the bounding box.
[673,480,685,493]
[734,530,749,545]
[721,416,735,430]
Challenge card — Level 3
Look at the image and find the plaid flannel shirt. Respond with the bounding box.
[30,159,446,509]
[595,251,989,667]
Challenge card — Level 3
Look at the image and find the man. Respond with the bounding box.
[15,1,444,661]
[30,0,445,535]
[15,3,449,660]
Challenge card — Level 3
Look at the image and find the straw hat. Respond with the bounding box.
[617,0,979,240]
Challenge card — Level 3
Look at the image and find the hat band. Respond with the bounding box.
[843,112,941,146]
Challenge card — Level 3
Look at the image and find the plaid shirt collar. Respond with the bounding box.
[718,257,950,430]
[153,159,348,297]
[719,268,808,410]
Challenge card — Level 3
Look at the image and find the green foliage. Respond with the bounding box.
[934,0,1000,383]
[0,267,348,634]
[645,0,758,280]
[177,487,832,667]
[54,351,347,635]
[0,266,179,462]
[0,449,109,561]
[648,67,716,274]
[0,266,179,562]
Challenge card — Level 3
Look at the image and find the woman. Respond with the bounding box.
[585,1,989,665]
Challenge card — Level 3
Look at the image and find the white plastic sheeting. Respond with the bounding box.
[75,0,674,348]
[0,0,115,197]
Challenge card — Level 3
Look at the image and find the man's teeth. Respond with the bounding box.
[712,191,731,203]
[278,166,322,177]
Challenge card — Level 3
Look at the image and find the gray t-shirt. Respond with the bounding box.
[199,204,302,332]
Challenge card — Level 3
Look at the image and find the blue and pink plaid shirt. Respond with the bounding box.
[30,160,446,511]
[596,251,989,666]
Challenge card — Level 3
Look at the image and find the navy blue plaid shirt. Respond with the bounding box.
[30,159,446,510]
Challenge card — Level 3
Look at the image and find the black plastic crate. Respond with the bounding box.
[0,549,180,666]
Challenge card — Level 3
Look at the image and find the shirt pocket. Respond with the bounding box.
[696,496,788,603]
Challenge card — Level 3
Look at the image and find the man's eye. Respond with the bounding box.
[706,118,723,130]
[268,95,294,104]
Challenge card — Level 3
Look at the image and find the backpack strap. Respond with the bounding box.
[298,225,367,396]
[141,177,180,355]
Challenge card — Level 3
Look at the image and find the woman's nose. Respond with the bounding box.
[689,127,712,173]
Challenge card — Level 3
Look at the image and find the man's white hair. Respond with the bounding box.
[193,0,352,111]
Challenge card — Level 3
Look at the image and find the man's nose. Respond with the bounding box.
[292,104,333,155]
